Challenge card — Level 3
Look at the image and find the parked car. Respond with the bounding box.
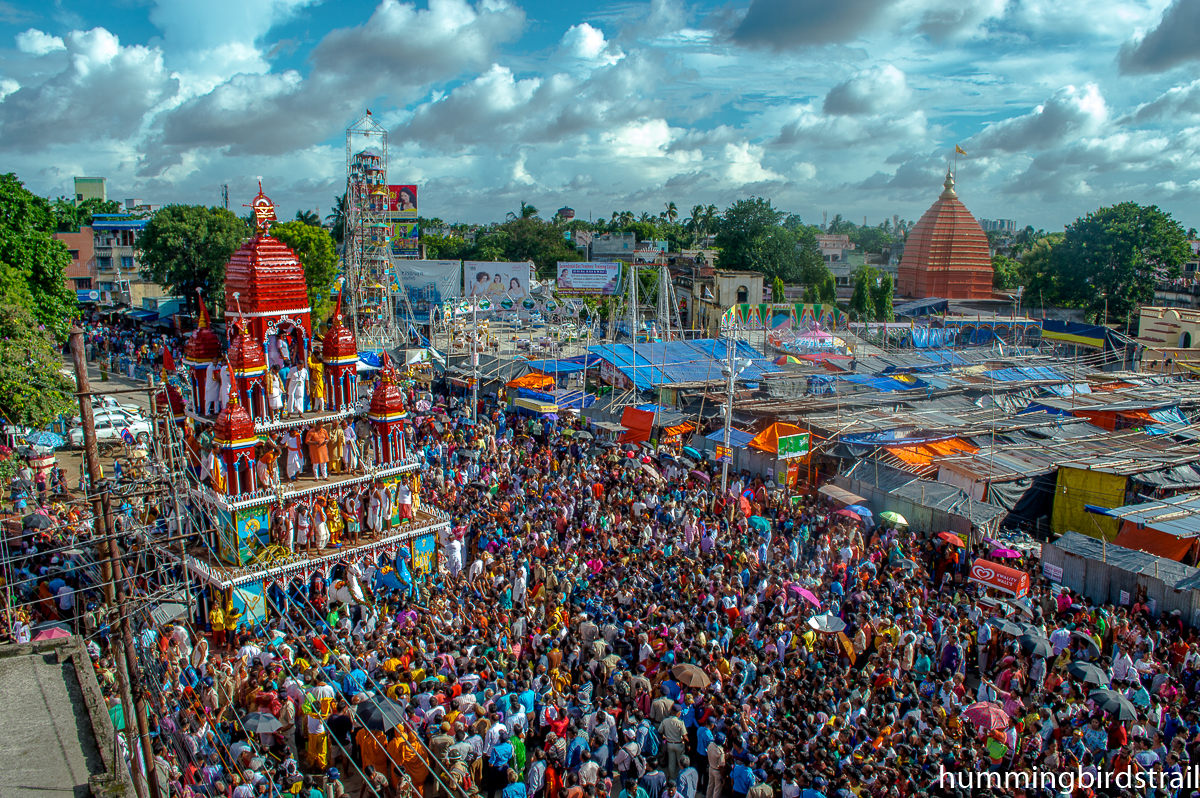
[67,411,152,448]
[92,395,144,417]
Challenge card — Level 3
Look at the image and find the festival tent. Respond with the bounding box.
[969,558,1031,598]
[507,372,556,391]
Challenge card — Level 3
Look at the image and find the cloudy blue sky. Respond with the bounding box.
[1,0,1198,230]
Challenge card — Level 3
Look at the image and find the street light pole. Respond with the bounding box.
[720,339,735,497]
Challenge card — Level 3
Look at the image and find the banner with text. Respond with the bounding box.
[558,261,623,295]
[465,261,532,316]
[392,260,461,323]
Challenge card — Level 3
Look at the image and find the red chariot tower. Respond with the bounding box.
[367,353,407,464]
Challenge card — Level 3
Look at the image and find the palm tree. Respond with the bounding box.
[325,194,346,243]
[663,202,678,224]
[701,205,718,245]
[638,212,653,224]
[295,209,321,227]
[507,202,539,221]
[618,211,635,227]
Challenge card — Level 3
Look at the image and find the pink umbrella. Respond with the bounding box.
[788,585,822,608]
[33,627,71,641]
[991,548,1021,559]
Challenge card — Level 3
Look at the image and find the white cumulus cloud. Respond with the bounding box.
[16,29,65,56]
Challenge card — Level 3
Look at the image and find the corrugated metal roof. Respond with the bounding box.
[1088,493,1200,538]
[1048,531,1200,588]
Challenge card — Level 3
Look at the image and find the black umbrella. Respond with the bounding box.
[678,457,697,468]
[657,452,675,462]
[1071,630,1102,657]
[1067,661,1111,686]
[22,513,53,530]
[986,616,1024,636]
[621,457,638,468]
[242,712,283,734]
[359,696,407,731]
[468,481,489,490]
[522,467,539,477]
[573,430,594,440]
[1088,689,1137,720]
[1017,634,1054,659]
[600,442,619,450]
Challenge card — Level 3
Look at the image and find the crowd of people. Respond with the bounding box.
[9,369,1200,798]
[73,317,180,382]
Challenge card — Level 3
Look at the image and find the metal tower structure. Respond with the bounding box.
[344,113,400,349]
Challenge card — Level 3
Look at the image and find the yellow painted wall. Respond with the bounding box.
[1051,466,1126,541]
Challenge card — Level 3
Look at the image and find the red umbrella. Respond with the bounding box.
[962,701,1010,731]
[938,532,966,548]
[836,509,861,522]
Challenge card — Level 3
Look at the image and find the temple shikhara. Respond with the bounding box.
[896,170,994,300]
[155,185,447,618]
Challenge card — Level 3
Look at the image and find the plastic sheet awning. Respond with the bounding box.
[587,339,779,390]
[705,428,756,448]
[525,356,592,375]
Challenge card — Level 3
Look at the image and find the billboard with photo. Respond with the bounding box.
[558,261,623,295]
[387,185,418,220]
[390,222,419,258]
[464,261,532,314]
[392,260,461,323]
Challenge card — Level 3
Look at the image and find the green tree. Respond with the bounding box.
[849,268,875,320]
[421,233,471,261]
[0,173,77,338]
[992,254,1022,290]
[50,196,122,233]
[870,272,894,322]
[772,276,786,302]
[1052,202,1189,322]
[714,198,808,282]
[495,217,581,278]
[137,205,248,316]
[1017,235,1065,308]
[326,194,346,244]
[271,221,339,323]
[507,202,539,221]
[295,209,322,227]
[0,302,75,429]
[817,273,837,305]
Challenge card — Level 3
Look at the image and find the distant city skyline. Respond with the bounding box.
[0,0,1197,230]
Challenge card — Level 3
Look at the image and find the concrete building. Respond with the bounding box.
[73,176,105,205]
[1153,241,1200,310]
[979,219,1017,232]
[54,225,99,302]
[591,232,638,260]
[687,269,765,336]
[816,234,856,262]
[91,214,168,307]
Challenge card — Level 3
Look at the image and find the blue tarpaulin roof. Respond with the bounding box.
[587,339,779,390]
[130,309,158,321]
[985,366,1067,382]
[555,389,596,409]
[525,356,591,375]
[705,428,756,447]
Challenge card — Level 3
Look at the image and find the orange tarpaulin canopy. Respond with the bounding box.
[507,372,556,390]
[619,407,654,443]
[661,421,695,437]
[749,422,806,453]
[885,438,978,468]
[1072,408,1159,431]
[1114,521,1197,561]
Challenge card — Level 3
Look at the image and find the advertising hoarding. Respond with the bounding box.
[387,185,418,220]
[558,261,623,295]
[392,260,461,323]
[464,261,532,314]
[390,222,419,258]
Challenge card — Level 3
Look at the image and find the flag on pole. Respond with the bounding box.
[955,145,967,155]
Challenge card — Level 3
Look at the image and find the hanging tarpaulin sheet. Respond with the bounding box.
[1040,319,1106,348]
[465,261,532,315]
[721,303,847,332]
[969,559,1030,598]
[911,327,958,348]
[557,262,623,295]
[619,407,655,443]
[393,260,461,323]
[749,422,807,455]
